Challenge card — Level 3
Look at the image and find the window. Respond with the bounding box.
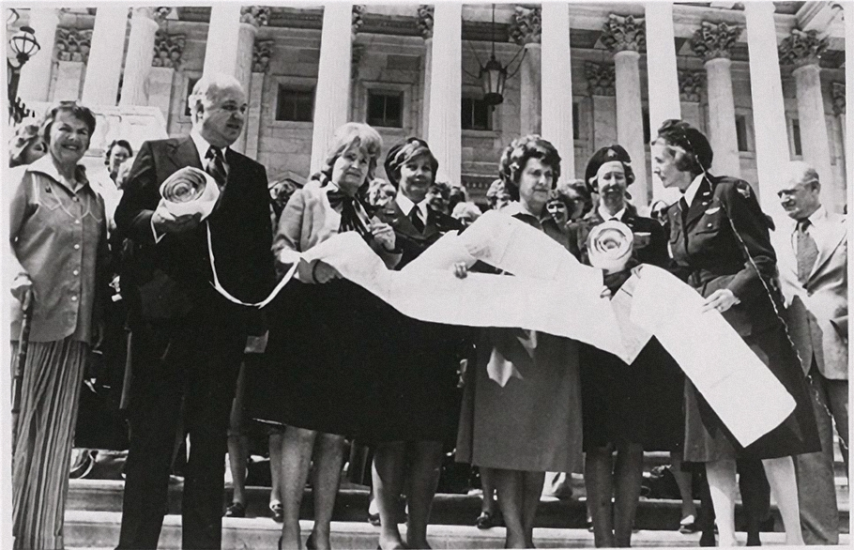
[735,114,749,152]
[461,97,493,131]
[276,86,315,122]
[642,107,650,144]
[184,76,200,117]
[573,103,580,140]
[367,91,403,128]
[791,118,802,157]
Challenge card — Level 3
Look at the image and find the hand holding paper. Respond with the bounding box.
[156,167,221,227]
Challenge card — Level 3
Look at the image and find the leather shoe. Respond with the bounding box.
[225,501,246,518]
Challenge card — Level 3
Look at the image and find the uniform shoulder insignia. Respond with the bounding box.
[735,181,752,199]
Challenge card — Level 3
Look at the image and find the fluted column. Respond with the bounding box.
[585,62,617,150]
[246,39,273,159]
[17,8,60,102]
[417,5,434,136]
[510,6,542,136]
[52,27,92,101]
[310,3,354,173]
[691,21,742,177]
[203,4,242,78]
[645,2,681,201]
[426,3,462,184]
[120,7,169,107]
[541,2,574,176]
[603,14,648,206]
[780,29,839,211]
[744,2,789,214]
[81,5,128,106]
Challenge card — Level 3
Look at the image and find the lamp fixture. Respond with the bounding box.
[465,4,525,106]
[9,26,41,69]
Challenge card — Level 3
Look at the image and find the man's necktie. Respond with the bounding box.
[205,146,227,190]
[796,219,818,284]
[410,207,426,233]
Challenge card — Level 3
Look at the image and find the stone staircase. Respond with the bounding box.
[64,451,848,549]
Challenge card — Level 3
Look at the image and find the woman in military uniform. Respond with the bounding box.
[651,119,820,546]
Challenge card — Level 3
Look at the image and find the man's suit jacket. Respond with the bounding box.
[387,199,462,269]
[115,136,275,321]
[666,174,781,337]
[772,212,848,380]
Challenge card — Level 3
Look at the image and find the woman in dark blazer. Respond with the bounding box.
[567,145,682,547]
[364,138,465,550]
[249,122,399,550]
[651,119,819,546]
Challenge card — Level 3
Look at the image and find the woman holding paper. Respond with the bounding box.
[9,101,108,550]
[249,122,399,550]
[651,119,820,546]
[364,138,466,550]
[568,145,683,547]
[456,135,583,549]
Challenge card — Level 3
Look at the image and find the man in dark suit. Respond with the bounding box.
[772,161,848,545]
[114,73,275,550]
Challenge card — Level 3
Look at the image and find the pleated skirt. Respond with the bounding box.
[12,337,88,550]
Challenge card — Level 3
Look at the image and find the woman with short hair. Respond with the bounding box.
[10,101,108,550]
[456,135,583,549]
[249,122,399,550]
[651,118,820,546]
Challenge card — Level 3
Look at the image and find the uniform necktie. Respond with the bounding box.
[796,218,818,284]
[205,146,227,190]
[678,196,689,225]
[410,207,426,233]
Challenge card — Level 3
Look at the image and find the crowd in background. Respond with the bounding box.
[7,72,848,550]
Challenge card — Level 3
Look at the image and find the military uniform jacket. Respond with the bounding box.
[568,202,669,269]
[388,200,462,269]
[667,174,781,337]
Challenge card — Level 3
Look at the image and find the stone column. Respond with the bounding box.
[52,27,92,101]
[602,14,648,207]
[80,5,128,106]
[644,2,681,201]
[17,7,60,102]
[830,82,846,203]
[510,6,542,136]
[690,21,742,177]
[832,82,846,159]
[120,7,170,107]
[425,3,462,184]
[585,62,617,150]
[780,29,839,211]
[203,4,242,78]
[246,40,273,159]
[231,7,270,153]
[541,2,574,176]
[744,2,790,214]
[678,70,706,129]
[310,3,354,174]
[148,30,186,121]
[417,5,434,137]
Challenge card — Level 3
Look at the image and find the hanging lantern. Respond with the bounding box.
[480,55,507,106]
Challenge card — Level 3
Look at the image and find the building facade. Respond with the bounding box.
[7,2,849,215]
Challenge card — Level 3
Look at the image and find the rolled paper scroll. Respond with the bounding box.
[587,220,634,274]
[158,166,221,220]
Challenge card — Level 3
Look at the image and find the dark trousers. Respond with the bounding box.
[117,306,246,550]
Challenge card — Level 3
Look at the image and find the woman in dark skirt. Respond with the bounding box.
[248,122,400,550]
[568,144,682,547]
[651,119,820,546]
[362,138,466,550]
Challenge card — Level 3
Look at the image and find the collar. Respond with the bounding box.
[27,154,90,192]
[683,174,705,207]
[395,191,428,218]
[795,205,828,230]
[503,201,552,224]
[190,129,226,163]
[597,203,626,222]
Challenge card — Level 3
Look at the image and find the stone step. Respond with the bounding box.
[64,511,852,549]
[66,479,849,533]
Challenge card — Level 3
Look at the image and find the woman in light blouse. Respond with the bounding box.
[248,122,398,550]
[9,101,108,550]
